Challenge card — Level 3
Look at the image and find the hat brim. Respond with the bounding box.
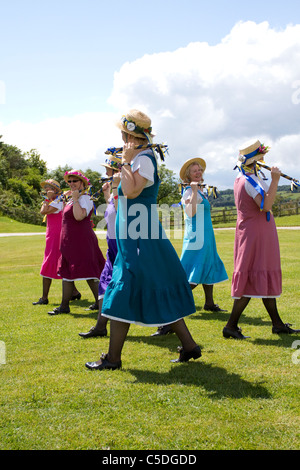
[179,158,206,182]
[64,172,89,187]
[40,181,61,193]
[100,163,120,170]
[116,120,155,139]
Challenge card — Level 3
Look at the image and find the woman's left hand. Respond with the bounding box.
[122,142,135,163]
[113,172,121,186]
[72,189,80,202]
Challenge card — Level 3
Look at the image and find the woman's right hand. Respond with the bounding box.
[270,166,281,183]
[190,181,199,193]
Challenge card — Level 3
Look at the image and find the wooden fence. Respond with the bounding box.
[211,200,300,225]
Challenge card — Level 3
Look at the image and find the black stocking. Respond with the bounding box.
[225,297,251,330]
[107,320,130,363]
[61,280,74,309]
[86,279,99,305]
[262,298,285,329]
[42,277,52,300]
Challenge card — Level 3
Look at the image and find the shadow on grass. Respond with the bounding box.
[190,307,271,327]
[127,362,271,399]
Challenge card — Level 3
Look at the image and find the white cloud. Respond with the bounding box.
[2,20,300,189]
[108,20,300,188]
[1,112,122,173]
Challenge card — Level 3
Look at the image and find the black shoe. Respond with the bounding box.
[48,306,70,315]
[71,293,81,301]
[79,327,107,338]
[85,353,121,370]
[32,298,48,305]
[223,326,248,339]
[204,303,227,312]
[171,345,201,363]
[151,325,174,336]
[272,323,300,334]
[85,303,99,311]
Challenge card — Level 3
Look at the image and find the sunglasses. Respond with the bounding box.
[68,179,80,183]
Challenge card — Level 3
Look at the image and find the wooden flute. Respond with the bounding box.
[256,162,300,187]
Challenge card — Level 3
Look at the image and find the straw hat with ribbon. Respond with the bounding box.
[238,140,270,166]
[116,109,155,142]
[64,169,90,188]
[235,139,271,221]
[101,156,122,172]
[179,157,206,183]
[40,179,62,194]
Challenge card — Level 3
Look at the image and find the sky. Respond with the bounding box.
[1,0,300,189]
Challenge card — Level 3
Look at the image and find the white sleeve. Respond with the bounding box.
[181,188,202,205]
[131,154,155,186]
[244,175,269,199]
[49,200,63,213]
[78,195,94,216]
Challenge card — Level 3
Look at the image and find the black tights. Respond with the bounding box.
[226,297,285,330]
[106,318,198,364]
[60,279,98,309]
[41,277,80,301]
[190,283,215,306]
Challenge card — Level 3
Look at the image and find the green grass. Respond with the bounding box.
[0,216,46,233]
[0,220,299,450]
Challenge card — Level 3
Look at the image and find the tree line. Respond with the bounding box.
[0,136,182,226]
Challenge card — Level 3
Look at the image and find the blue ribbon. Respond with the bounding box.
[240,166,270,222]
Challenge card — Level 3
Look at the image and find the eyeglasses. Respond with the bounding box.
[68,179,80,183]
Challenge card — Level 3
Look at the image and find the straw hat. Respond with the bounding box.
[116,109,154,139]
[40,179,62,193]
[238,140,270,165]
[64,169,90,188]
[179,157,206,182]
[101,156,122,171]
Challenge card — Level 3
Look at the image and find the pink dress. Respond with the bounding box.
[57,197,105,281]
[40,209,63,280]
[231,175,282,299]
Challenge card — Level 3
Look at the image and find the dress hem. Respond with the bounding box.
[101,314,187,328]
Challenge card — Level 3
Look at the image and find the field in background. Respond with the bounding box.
[0,218,299,450]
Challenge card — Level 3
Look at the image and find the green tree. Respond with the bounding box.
[157,164,181,206]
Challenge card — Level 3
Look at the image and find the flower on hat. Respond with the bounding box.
[121,116,152,136]
[126,122,136,132]
[64,170,90,186]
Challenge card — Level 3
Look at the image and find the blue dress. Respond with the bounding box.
[180,188,228,285]
[102,150,196,326]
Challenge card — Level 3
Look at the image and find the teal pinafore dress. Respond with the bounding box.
[102,150,195,326]
[180,188,228,285]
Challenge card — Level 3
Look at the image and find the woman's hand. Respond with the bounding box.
[190,181,199,193]
[46,189,55,200]
[71,189,80,202]
[271,166,281,183]
[113,172,121,186]
[122,142,136,163]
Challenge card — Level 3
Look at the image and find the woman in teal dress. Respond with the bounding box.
[85,110,201,370]
[180,157,228,311]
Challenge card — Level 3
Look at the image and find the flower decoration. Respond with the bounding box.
[64,170,90,186]
[121,116,152,136]
[258,144,270,154]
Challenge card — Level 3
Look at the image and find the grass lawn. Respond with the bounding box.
[0,218,299,450]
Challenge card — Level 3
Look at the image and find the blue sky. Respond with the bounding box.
[1,0,299,123]
[1,0,300,188]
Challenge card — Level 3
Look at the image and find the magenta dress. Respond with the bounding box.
[231,175,282,299]
[40,210,63,280]
[57,198,105,281]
